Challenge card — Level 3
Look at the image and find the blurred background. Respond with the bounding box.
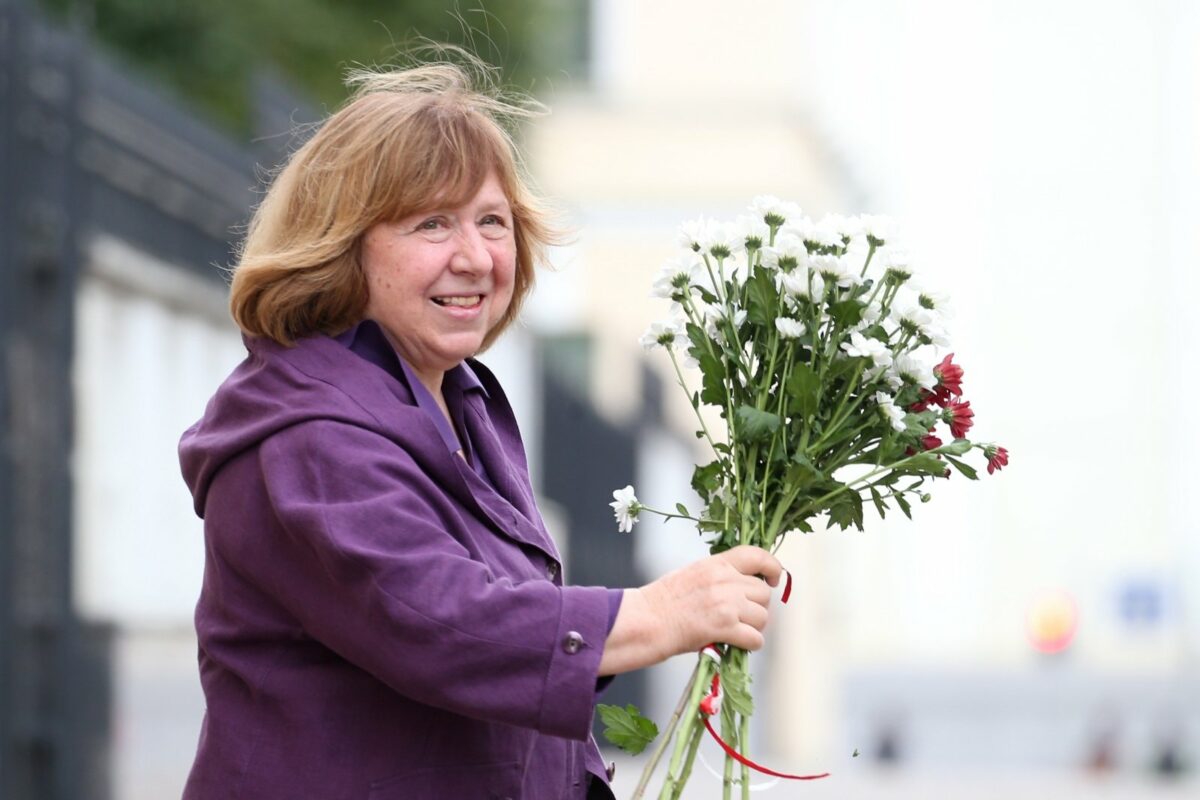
[2,0,1197,798]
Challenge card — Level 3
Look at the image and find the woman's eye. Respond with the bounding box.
[481,214,507,227]
[418,218,445,231]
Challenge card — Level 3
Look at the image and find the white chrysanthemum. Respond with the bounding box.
[859,303,883,328]
[859,214,895,245]
[702,303,747,342]
[759,232,807,272]
[609,485,641,533]
[679,217,744,260]
[841,331,893,369]
[705,223,743,260]
[775,317,805,339]
[810,254,860,288]
[734,214,771,252]
[914,283,954,319]
[925,326,951,348]
[805,219,845,251]
[892,305,951,347]
[777,268,824,302]
[876,247,914,284]
[890,353,937,391]
[676,215,710,253]
[639,319,687,352]
[651,255,704,299]
[874,392,908,433]
[677,218,709,252]
[894,305,935,333]
[749,195,804,227]
[819,213,859,241]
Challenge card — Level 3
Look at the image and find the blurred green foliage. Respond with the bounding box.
[38,0,589,133]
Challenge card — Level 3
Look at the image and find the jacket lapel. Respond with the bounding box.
[460,397,558,558]
[275,332,558,560]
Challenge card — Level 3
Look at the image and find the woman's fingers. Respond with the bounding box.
[739,598,769,631]
[632,546,788,659]
[741,574,773,606]
[727,623,766,653]
[718,545,784,587]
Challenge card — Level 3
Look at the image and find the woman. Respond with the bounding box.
[179,58,782,800]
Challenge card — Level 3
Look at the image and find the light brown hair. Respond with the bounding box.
[229,56,560,349]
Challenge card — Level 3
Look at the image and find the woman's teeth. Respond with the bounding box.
[432,295,482,307]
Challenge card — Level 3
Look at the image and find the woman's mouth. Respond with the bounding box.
[431,295,483,308]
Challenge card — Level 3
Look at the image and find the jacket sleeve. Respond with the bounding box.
[247,418,611,741]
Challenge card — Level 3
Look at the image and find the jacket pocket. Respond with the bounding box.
[368,760,523,799]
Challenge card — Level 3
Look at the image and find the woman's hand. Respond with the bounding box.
[598,546,784,676]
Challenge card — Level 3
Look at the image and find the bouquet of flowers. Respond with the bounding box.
[599,197,1008,799]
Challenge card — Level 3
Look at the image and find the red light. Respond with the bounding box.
[1026,590,1078,654]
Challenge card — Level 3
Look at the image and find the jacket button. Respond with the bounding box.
[606,761,616,781]
[562,631,583,654]
[546,561,559,581]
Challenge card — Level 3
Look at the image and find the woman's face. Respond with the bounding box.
[361,171,516,386]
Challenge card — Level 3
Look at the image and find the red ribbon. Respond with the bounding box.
[693,568,831,782]
[702,718,831,781]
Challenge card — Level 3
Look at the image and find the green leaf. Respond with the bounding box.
[720,660,755,717]
[895,492,913,519]
[675,502,691,517]
[904,410,939,436]
[944,454,979,480]
[597,704,659,756]
[894,453,946,476]
[786,362,821,420]
[836,356,870,384]
[782,517,813,534]
[786,452,826,485]
[937,438,973,456]
[691,460,724,499]
[869,486,887,519]
[698,351,727,407]
[827,490,864,531]
[735,405,782,442]
[829,299,864,328]
[746,268,779,326]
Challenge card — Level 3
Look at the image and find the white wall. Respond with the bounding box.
[73,234,245,626]
[73,234,245,799]
[795,0,1198,671]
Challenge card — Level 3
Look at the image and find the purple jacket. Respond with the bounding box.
[179,321,616,799]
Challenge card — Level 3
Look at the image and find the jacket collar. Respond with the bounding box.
[249,324,558,561]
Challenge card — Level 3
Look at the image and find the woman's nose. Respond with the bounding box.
[450,226,492,274]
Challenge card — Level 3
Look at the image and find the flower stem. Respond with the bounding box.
[638,505,701,523]
[811,360,865,450]
[633,659,702,799]
[667,348,719,455]
[670,711,707,800]
[656,656,716,800]
[793,449,932,518]
[740,711,751,800]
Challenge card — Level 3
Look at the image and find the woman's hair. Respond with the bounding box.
[229,53,560,349]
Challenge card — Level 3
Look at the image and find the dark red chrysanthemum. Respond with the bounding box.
[933,353,964,397]
[985,445,1009,475]
[921,433,943,451]
[910,392,934,412]
[942,399,974,438]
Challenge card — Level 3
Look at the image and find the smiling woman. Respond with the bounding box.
[360,172,517,394]
[179,52,783,800]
